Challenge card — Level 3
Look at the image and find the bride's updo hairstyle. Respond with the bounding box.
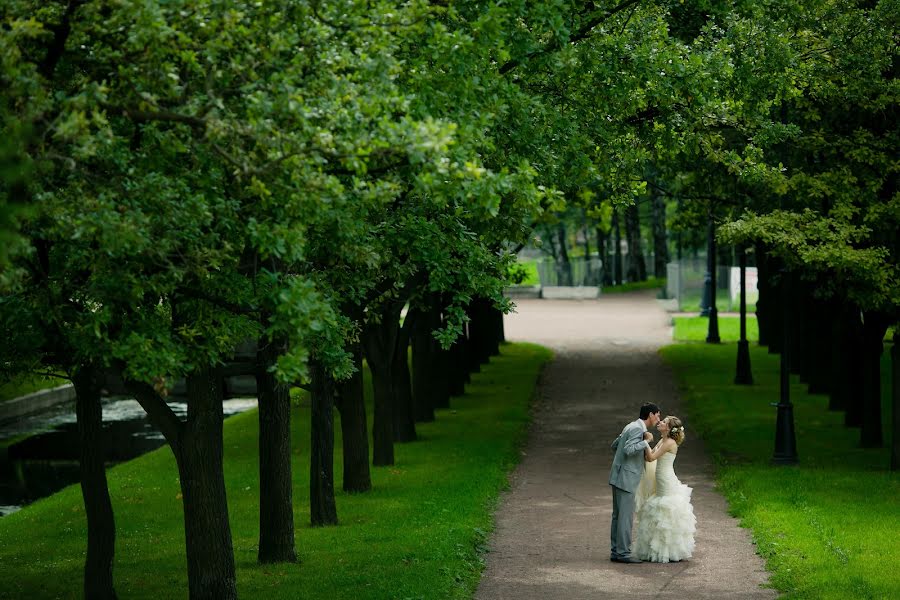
[665,416,686,445]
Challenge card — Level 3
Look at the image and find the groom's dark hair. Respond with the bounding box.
[639,403,660,419]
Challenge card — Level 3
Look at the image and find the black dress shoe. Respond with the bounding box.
[617,556,643,564]
[610,556,620,562]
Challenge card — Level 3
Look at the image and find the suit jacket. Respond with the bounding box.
[609,419,647,493]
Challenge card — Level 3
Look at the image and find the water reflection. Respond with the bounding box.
[0,397,257,516]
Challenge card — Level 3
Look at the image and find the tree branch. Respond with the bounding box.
[101,103,207,130]
[125,379,184,451]
[499,0,643,75]
[39,0,87,79]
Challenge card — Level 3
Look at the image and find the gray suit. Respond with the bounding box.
[609,419,649,559]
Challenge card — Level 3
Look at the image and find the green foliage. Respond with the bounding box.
[662,342,897,598]
[0,343,552,600]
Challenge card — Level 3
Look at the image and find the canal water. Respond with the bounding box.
[0,396,257,517]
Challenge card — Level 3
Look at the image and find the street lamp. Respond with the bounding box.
[735,244,753,384]
[772,268,798,464]
[705,210,720,343]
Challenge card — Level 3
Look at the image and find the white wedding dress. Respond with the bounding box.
[634,450,696,563]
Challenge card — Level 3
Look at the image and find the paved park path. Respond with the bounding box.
[475,292,776,599]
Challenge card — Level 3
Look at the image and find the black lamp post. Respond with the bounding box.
[699,214,712,317]
[705,210,720,343]
[772,268,798,464]
[735,244,753,384]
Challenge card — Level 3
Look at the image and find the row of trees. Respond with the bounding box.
[1,0,897,598]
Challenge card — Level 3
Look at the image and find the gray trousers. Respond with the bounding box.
[610,485,636,559]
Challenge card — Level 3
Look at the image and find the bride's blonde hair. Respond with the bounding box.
[664,416,686,445]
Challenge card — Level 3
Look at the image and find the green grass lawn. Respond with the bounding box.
[677,288,758,313]
[0,374,67,404]
[602,277,665,294]
[661,340,897,599]
[673,315,759,343]
[0,342,552,600]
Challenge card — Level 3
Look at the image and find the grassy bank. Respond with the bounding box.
[661,339,897,599]
[0,342,552,600]
[0,374,67,404]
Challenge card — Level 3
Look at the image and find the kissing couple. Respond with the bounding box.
[609,402,696,564]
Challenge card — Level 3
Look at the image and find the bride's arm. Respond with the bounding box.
[644,439,674,462]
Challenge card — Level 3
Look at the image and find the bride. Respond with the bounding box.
[633,416,696,563]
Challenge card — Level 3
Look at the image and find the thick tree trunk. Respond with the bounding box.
[411,306,437,422]
[789,280,810,379]
[487,305,502,357]
[613,210,623,285]
[582,225,594,284]
[828,314,850,412]
[335,345,372,493]
[556,224,573,286]
[765,258,784,354]
[448,336,467,397]
[806,298,832,395]
[467,298,495,367]
[651,191,668,279]
[255,339,296,563]
[625,202,647,282]
[310,361,338,525]
[363,305,401,466]
[73,366,118,600]
[392,315,417,442]
[178,367,237,600]
[860,312,889,448]
[597,227,613,287]
[844,312,865,428]
[891,332,899,471]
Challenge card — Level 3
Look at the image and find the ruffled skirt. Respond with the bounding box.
[633,481,696,563]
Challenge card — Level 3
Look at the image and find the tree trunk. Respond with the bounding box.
[255,339,296,563]
[178,366,237,600]
[363,305,401,466]
[582,224,593,284]
[412,306,437,422]
[844,311,865,428]
[73,365,118,600]
[806,298,832,395]
[613,209,623,285]
[755,245,772,348]
[335,345,372,493]
[467,298,495,367]
[764,257,784,354]
[597,227,613,287]
[556,224,572,286]
[487,305,502,357]
[448,335,467,397]
[625,202,647,282]
[392,315,417,442]
[789,280,810,379]
[310,361,338,525]
[891,331,899,471]
[828,314,850,412]
[651,190,668,279]
[860,312,889,448]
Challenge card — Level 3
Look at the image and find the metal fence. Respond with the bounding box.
[535,256,604,287]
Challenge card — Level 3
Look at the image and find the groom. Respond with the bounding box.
[609,402,660,563]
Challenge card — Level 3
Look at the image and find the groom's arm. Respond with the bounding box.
[622,427,650,456]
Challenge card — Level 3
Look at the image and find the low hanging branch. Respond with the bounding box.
[499,0,644,75]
